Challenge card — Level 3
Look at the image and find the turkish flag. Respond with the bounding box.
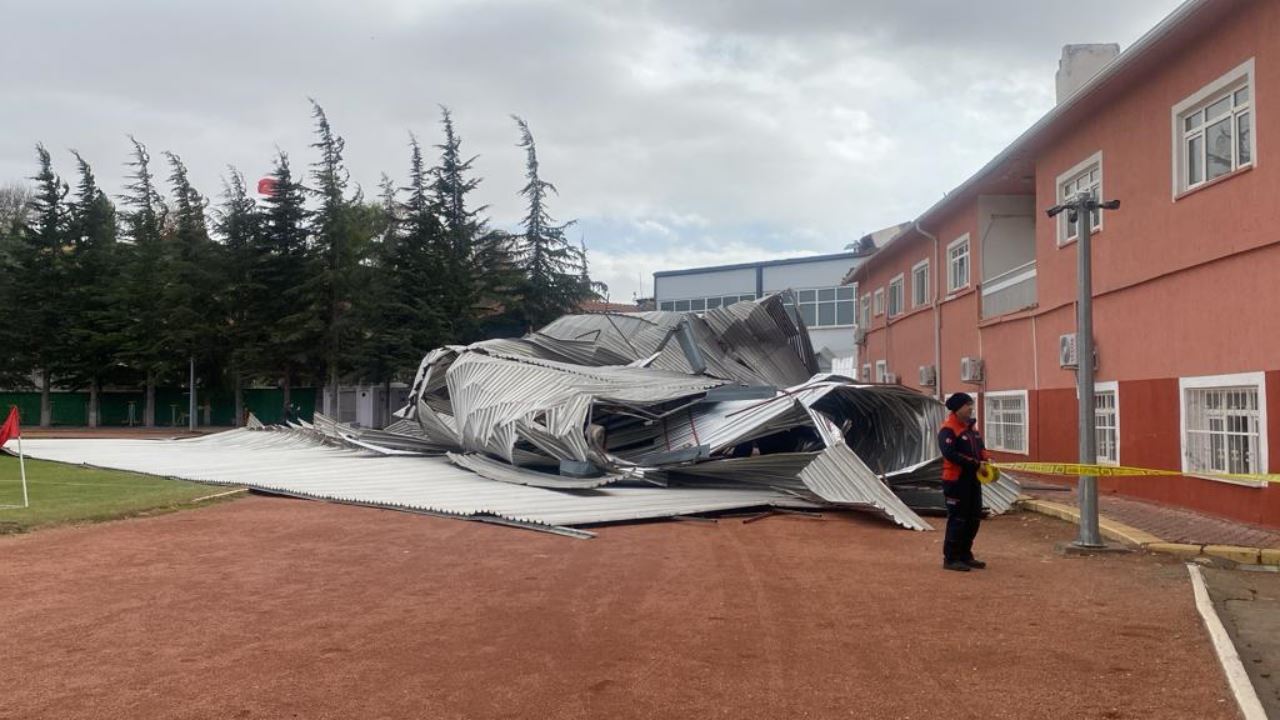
[0,407,18,448]
[257,177,278,197]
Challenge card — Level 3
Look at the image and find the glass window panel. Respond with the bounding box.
[1205,95,1231,120]
[798,289,816,303]
[1188,135,1204,185]
[836,286,854,300]
[799,304,817,326]
[1206,117,1234,180]
[690,298,706,311]
[674,300,690,312]
[706,297,721,309]
[836,300,854,325]
[1238,112,1252,165]
[740,294,756,303]
[818,302,835,326]
[1234,86,1250,105]
[818,288,836,302]
[722,296,740,306]
[1185,113,1203,132]
[660,301,674,311]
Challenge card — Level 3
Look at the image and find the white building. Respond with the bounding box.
[653,251,869,375]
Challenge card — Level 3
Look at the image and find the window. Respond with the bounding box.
[875,360,887,383]
[659,293,758,314]
[984,390,1028,454]
[861,363,871,383]
[1056,152,1102,245]
[660,301,674,311]
[1173,59,1255,195]
[873,288,885,316]
[1095,382,1119,466]
[859,294,871,328]
[887,274,904,317]
[911,259,930,308]
[1180,372,1267,478]
[793,286,855,328]
[947,235,970,293]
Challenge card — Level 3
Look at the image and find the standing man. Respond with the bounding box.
[938,393,991,572]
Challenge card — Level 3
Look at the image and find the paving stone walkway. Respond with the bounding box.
[1026,482,1280,548]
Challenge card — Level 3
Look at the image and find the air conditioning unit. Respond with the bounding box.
[853,327,867,345]
[1059,333,1099,370]
[960,356,984,384]
[918,364,937,387]
[884,372,898,384]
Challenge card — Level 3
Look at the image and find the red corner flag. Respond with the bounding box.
[0,407,18,448]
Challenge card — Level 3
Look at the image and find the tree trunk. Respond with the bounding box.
[384,377,392,429]
[144,373,156,428]
[88,379,99,429]
[233,371,244,428]
[39,369,52,428]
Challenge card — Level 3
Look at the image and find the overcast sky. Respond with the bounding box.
[1,0,1185,301]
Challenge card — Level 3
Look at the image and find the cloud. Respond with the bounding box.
[0,0,1186,300]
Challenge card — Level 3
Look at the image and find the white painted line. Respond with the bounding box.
[1186,564,1268,720]
[190,487,249,503]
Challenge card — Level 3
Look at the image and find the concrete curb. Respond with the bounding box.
[1186,564,1268,720]
[1015,498,1279,566]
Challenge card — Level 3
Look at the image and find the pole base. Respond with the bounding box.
[1056,541,1132,556]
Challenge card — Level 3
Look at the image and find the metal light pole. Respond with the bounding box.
[188,356,197,433]
[1047,192,1120,548]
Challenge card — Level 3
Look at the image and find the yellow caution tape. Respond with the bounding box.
[992,461,1280,485]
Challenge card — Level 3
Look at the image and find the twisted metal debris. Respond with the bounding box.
[16,294,1019,536]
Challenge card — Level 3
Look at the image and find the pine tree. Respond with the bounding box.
[213,168,261,426]
[432,107,492,342]
[510,116,597,329]
[163,152,222,426]
[118,137,169,427]
[256,151,314,416]
[0,184,34,390]
[12,145,69,426]
[64,151,120,427]
[307,100,364,414]
[390,136,447,367]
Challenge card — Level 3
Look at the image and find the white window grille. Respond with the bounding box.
[1095,383,1118,465]
[1181,373,1266,476]
[911,259,930,308]
[1173,59,1255,195]
[947,235,970,293]
[859,294,871,328]
[862,363,871,382]
[873,288,885,316]
[875,360,887,383]
[659,294,757,313]
[1057,153,1102,245]
[984,390,1028,454]
[887,274,904,317]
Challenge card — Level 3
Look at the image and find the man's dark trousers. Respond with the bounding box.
[943,473,983,562]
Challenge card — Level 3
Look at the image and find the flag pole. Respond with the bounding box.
[17,430,27,508]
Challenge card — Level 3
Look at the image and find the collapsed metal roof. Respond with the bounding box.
[17,294,1019,537]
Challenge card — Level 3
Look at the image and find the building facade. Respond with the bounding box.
[654,252,865,372]
[849,0,1280,528]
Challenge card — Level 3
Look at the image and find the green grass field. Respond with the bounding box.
[0,455,240,533]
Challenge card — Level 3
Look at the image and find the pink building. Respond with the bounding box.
[847,0,1279,528]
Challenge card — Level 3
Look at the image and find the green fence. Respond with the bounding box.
[0,388,317,427]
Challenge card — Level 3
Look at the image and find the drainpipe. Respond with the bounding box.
[916,221,942,401]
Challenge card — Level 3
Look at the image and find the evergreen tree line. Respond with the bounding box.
[0,103,605,427]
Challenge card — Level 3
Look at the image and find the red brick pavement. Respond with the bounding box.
[1027,482,1280,548]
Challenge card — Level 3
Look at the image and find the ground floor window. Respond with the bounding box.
[875,361,887,383]
[1180,372,1267,476]
[1095,382,1118,465]
[984,390,1028,454]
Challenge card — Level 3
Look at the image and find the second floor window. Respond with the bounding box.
[947,236,970,293]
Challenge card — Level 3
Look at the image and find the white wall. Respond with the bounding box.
[655,267,755,301]
[762,257,860,292]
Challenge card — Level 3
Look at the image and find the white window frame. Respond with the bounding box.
[1094,381,1119,466]
[1055,151,1103,246]
[887,274,904,317]
[875,360,887,383]
[793,286,855,328]
[911,259,930,308]
[946,234,970,294]
[859,293,871,328]
[984,389,1029,455]
[861,363,872,383]
[1171,58,1256,198]
[1178,371,1268,486]
[873,288,885,316]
